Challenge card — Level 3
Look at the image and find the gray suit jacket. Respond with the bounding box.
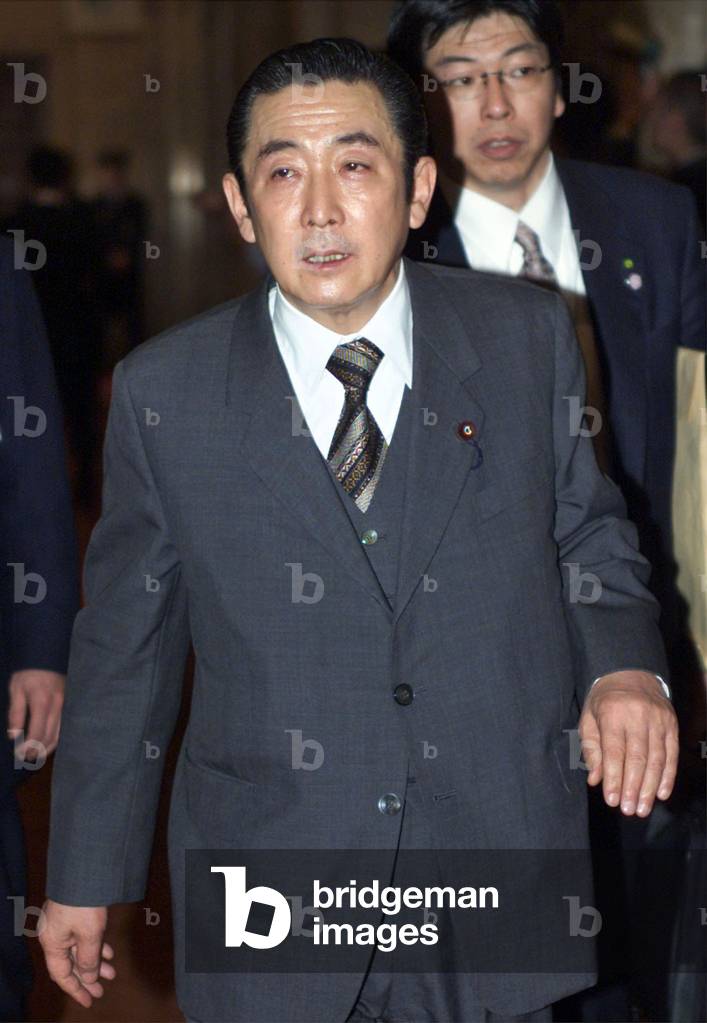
[46,257,667,1021]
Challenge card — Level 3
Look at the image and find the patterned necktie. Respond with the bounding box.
[325,337,388,513]
[514,219,557,284]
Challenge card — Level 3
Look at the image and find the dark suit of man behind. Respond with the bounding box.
[405,158,706,654]
[0,238,79,1019]
[40,38,676,1023]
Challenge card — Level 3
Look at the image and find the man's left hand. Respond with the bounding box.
[7,669,65,763]
[579,670,678,815]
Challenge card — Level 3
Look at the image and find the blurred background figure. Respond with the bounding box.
[91,149,148,369]
[0,237,79,1021]
[2,146,101,510]
[596,19,662,168]
[649,69,707,230]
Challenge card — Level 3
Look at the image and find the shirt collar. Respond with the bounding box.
[270,258,413,394]
[437,151,564,270]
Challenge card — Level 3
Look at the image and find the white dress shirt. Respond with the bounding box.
[437,152,586,300]
[268,259,413,461]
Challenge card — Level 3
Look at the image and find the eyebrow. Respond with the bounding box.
[255,131,381,163]
[432,42,542,67]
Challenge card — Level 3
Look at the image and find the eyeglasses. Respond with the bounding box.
[434,63,553,99]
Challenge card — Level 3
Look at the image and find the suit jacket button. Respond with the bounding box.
[456,420,476,441]
[361,528,379,545]
[377,793,402,815]
[393,683,414,706]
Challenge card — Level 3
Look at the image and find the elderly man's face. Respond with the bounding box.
[223,79,434,333]
[422,12,564,209]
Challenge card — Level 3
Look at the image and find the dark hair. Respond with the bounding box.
[226,37,428,206]
[26,146,73,189]
[659,70,707,148]
[387,0,564,84]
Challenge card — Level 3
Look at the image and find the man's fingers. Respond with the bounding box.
[617,730,652,815]
[75,933,104,983]
[598,727,627,807]
[68,939,115,995]
[41,698,63,755]
[17,699,50,761]
[6,687,27,738]
[23,697,51,750]
[657,728,680,801]
[99,958,117,980]
[40,903,111,1007]
[584,674,679,815]
[579,713,603,785]
[70,970,104,999]
[45,948,94,1008]
[61,974,94,1008]
[634,728,667,816]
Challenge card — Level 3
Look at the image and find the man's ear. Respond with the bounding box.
[553,88,566,121]
[222,172,256,244]
[409,155,437,231]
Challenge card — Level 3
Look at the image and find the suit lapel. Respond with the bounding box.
[393,258,486,624]
[556,159,649,483]
[225,274,391,613]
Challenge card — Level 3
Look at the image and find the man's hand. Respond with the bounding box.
[39,901,116,1007]
[579,670,678,815]
[7,669,64,761]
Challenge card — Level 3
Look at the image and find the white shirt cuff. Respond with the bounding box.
[590,672,671,700]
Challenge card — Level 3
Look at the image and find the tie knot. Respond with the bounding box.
[514,219,542,257]
[326,337,384,398]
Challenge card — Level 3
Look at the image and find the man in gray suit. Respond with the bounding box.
[39,38,677,1023]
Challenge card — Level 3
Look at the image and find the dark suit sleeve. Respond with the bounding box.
[45,358,191,906]
[550,294,669,707]
[677,187,706,352]
[0,244,80,675]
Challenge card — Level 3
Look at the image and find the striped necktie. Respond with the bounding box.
[515,219,557,284]
[325,337,388,513]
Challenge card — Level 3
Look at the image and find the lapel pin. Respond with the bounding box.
[622,257,642,290]
[455,420,483,468]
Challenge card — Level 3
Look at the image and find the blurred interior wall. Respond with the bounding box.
[0,0,704,337]
[0,0,397,335]
[560,0,706,71]
[639,0,706,71]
